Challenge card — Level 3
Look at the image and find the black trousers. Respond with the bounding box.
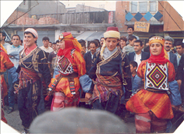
[18,82,43,128]
[93,94,119,114]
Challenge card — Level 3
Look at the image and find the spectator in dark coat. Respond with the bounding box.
[128,40,150,67]
[164,36,177,71]
[84,40,98,74]
[176,54,184,112]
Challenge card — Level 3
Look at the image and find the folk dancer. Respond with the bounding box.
[126,36,181,133]
[0,45,15,123]
[15,28,51,132]
[85,27,129,114]
[47,32,86,111]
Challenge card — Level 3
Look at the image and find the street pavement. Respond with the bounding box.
[4,104,183,133]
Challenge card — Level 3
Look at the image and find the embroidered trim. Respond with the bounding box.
[145,62,168,90]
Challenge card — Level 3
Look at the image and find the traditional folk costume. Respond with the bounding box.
[0,45,14,123]
[126,36,179,133]
[49,32,86,111]
[16,28,51,129]
[88,27,126,113]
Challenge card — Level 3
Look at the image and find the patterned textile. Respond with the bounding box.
[0,49,14,73]
[18,67,40,90]
[145,63,168,90]
[51,91,80,111]
[126,89,173,119]
[57,56,73,75]
[135,112,151,133]
[135,112,167,133]
[92,75,123,103]
[151,113,167,133]
[89,48,124,103]
[49,50,86,98]
[18,46,51,128]
[137,60,175,83]
[0,49,14,123]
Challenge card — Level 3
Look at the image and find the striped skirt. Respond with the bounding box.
[126,89,173,119]
[51,91,80,111]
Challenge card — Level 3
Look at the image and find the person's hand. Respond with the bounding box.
[177,80,182,90]
[85,93,92,100]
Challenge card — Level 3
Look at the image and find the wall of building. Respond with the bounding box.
[115,1,129,32]
[162,1,183,31]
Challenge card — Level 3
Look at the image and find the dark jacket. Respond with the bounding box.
[169,51,177,72]
[128,51,150,63]
[176,54,184,102]
[83,51,97,74]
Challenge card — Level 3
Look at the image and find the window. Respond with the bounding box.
[130,1,157,13]
[139,2,147,13]
[131,1,138,13]
[149,1,157,12]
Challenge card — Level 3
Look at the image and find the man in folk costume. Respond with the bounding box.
[85,27,126,113]
[16,28,51,133]
[126,36,181,133]
[48,32,86,111]
[0,45,15,123]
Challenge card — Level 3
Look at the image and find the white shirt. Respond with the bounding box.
[134,53,141,67]
[40,46,53,53]
[7,45,24,68]
[167,52,170,60]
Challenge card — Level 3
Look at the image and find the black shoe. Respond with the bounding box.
[6,107,14,114]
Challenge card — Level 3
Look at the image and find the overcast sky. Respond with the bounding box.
[1,1,184,27]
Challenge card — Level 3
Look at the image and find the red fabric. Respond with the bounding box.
[151,114,167,133]
[106,27,119,32]
[24,43,37,55]
[1,110,7,123]
[51,91,80,111]
[57,33,75,64]
[0,50,14,72]
[57,47,74,64]
[126,89,173,119]
[135,113,151,133]
[148,45,169,64]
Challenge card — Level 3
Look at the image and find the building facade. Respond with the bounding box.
[115,1,184,44]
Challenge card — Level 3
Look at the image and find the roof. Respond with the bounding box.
[76,31,104,41]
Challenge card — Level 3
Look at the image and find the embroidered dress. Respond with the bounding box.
[50,50,85,111]
[126,36,177,133]
[17,47,51,128]
[49,32,86,111]
[126,60,175,119]
[0,47,14,123]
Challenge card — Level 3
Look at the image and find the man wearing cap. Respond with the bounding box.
[15,28,51,133]
[85,27,131,114]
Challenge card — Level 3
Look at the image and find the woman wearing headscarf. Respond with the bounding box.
[126,36,181,133]
[48,32,86,111]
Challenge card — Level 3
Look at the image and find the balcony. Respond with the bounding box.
[10,11,111,26]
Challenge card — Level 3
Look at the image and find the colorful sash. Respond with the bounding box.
[18,67,40,90]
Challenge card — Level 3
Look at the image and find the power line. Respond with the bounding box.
[158,1,182,31]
